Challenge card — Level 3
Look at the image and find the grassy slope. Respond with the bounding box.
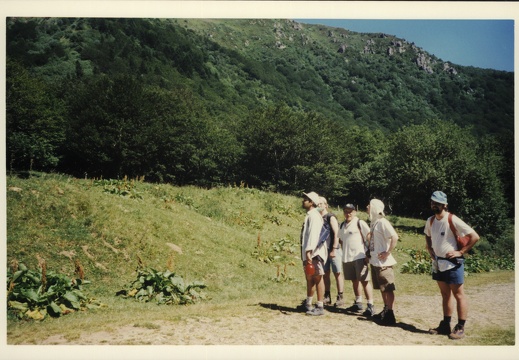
[6,173,514,344]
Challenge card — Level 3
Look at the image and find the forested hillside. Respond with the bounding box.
[5,18,514,251]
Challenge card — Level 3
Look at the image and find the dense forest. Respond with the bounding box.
[5,18,514,253]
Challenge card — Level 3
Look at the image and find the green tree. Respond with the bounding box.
[6,59,65,172]
[238,104,347,199]
[382,119,508,241]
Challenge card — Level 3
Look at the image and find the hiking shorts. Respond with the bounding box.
[303,256,325,276]
[324,248,343,273]
[343,258,370,281]
[370,265,396,292]
[432,258,465,285]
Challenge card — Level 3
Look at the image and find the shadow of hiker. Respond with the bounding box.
[372,319,430,334]
[257,303,430,334]
[258,302,303,314]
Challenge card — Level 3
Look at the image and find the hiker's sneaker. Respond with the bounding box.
[448,324,465,340]
[373,306,387,320]
[429,320,451,335]
[362,304,375,317]
[323,295,332,305]
[306,306,325,316]
[345,302,363,312]
[298,299,314,312]
[334,296,345,307]
[379,309,396,326]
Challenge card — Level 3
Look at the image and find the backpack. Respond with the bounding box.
[318,213,335,250]
[429,213,471,251]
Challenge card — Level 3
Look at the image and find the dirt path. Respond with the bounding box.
[39,282,514,347]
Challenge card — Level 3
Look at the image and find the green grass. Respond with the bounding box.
[6,172,515,345]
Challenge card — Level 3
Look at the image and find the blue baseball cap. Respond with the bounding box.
[431,191,448,204]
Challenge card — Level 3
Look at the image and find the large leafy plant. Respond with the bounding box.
[116,267,207,305]
[7,261,104,320]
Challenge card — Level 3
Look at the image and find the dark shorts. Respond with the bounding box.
[370,265,396,292]
[343,258,370,281]
[432,258,465,285]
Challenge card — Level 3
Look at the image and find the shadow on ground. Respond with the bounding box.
[258,302,430,334]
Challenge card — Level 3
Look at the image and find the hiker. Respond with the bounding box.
[367,198,399,326]
[317,197,344,307]
[338,203,374,316]
[425,191,479,340]
[299,191,326,316]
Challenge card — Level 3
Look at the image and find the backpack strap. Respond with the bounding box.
[447,213,459,237]
[357,218,365,242]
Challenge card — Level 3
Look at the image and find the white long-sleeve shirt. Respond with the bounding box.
[301,208,325,261]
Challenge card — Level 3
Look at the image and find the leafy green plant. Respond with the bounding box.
[400,248,431,275]
[252,233,299,264]
[116,267,207,305]
[93,178,143,199]
[7,261,105,321]
[400,247,515,275]
[465,253,514,273]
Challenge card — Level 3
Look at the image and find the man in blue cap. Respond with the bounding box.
[424,191,480,340]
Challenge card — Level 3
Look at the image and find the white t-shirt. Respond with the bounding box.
[301,207,325,261]
[338,217,370,263]
[424,213,475,258]
[369,218,398,267]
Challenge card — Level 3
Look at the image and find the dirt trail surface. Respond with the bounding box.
[38,282,514,346]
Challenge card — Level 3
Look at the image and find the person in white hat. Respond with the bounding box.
[299,191,326,316]
[367,198,398,326]
[425,191,479,340]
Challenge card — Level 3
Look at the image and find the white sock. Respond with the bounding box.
[316,301,324,308]
[356,296,363,303]
[306,297,313,305]
[367,299,373,305]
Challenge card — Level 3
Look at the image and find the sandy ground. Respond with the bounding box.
[37,282,514,346]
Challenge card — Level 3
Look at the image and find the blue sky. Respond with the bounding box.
[297,19,514,72]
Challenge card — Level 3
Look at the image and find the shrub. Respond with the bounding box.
[7,261,104,321]
[116,266,207,305]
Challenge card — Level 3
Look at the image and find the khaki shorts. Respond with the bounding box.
[370,265,396,292]
[303,256,325,276]
[343,258,370,281]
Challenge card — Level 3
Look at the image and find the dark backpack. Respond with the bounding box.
[318,213,336,251]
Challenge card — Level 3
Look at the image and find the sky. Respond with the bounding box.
[297,19,514,72]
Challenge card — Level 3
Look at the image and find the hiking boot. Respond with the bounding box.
[345,302,363,312]
[429,320,451,335]
[306,306,325,316]
[298,299,314,312]
[448,324,465,340]
[373,306,387,320]
[334,295,345,307]
[378,309,396,326]
[323,295,332,305]
[362,303,375,317]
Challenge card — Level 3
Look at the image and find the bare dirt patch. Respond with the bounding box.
[38,282,514,346]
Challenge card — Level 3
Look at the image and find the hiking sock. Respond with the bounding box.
[306,297,313,305]
[316,301,324,309]
[443,316,452,324]
[337,292,343,299]
[324,291,331,298]
[355,296,363,303]
[367,299,373,305]
[457,319,466,328]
